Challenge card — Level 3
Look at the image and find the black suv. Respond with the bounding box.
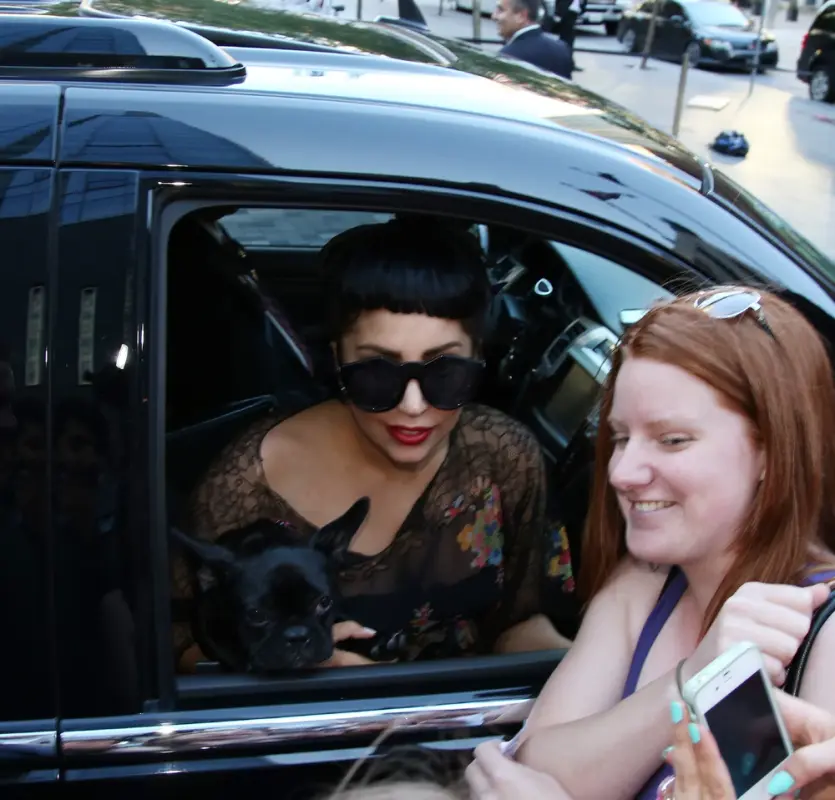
[797,0,835,102]
[1,4,835,798]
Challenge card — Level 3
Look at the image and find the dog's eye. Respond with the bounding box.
[316,596,333,615]
[246,609,269,627]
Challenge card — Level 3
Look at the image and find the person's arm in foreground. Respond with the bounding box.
[666,692,835,799]
[514,561,681,800]
[516,578,830,800]
[466,740,573,800]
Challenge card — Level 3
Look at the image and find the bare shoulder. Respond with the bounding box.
[261,400,339,458]
[525,556,669,727]
[584,557,668,636]
[798,608,835,713]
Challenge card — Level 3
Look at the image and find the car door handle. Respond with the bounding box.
[0,731,56,760]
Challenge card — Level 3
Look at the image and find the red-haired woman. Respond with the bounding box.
[508,287,835,800]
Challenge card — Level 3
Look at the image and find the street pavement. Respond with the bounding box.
[332,0,835,260]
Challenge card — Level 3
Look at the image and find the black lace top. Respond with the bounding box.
[172,404,573,665]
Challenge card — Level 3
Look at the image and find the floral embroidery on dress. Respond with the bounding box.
[444,493,467,522]
[456,482,504,569]
[546,524,575,593]
[410,602,434,633]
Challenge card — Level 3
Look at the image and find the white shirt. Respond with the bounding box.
[507,23,540,44]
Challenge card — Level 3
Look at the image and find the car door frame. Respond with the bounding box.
[52,168,800,786]
[0,163,61,790]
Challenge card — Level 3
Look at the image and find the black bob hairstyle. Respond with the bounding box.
[320,215,492,342]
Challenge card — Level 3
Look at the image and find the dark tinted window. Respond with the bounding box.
[684,1,749,24]
[0,169,55,722]
[51,170,148,718]
[663,1,684,17]
[816,6,835,33]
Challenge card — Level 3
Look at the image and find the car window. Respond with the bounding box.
[161,203,671,707]
[816,7,835,32]
[662,1,684,17]
[0,168,56,724]
[220,207,393,249]
[550,241,674,334]
[684,1,749,25]
[50,170,148,720]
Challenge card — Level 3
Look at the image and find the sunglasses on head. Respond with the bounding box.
[338,355,485,413]
[692,288,775,338]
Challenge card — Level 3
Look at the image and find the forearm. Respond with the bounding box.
[517,668,680,800]
[494,614,573,654]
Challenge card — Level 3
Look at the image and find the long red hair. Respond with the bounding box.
[579,287,835,635]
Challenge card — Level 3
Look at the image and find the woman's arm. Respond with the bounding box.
[486,425,561,652]
[798,613,835,714]
[516,561,678,800]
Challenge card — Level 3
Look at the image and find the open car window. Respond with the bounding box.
[551,241,674,335]
[219,208,393,249]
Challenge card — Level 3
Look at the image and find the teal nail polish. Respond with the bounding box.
[766,771,795,796]
[688,723,701,744]
[671,701,684,724]
[662,746,674,759]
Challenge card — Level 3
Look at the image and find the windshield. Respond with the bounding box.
[686,2,749,26]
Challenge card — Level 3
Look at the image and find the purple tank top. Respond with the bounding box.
[621,567,835,800]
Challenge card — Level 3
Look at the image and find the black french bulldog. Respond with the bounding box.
[172,497,372,673]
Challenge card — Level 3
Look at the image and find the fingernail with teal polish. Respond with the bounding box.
[766,771,795,796]
[662,746,674,760]
[688,723,701,744]
[671,701,684,724]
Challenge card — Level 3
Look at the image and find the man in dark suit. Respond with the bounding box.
[493,0,573,79]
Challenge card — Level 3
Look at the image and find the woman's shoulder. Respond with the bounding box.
[594,558,673,629]
[457,403,541,459]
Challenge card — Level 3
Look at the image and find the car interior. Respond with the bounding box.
[163,206,675,706]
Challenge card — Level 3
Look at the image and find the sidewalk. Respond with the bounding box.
[571,53,835,258]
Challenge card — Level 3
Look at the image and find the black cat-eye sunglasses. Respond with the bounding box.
[338,354,485,413]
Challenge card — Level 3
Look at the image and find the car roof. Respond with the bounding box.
[18,0,711,187]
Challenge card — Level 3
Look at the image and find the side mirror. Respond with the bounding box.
[619,308,647,328]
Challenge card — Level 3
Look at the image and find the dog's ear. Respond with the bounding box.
[309,496,370,564]
[170,527,236,571]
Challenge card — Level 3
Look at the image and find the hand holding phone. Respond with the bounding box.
[683,583,830,687]
[681,642,793,800]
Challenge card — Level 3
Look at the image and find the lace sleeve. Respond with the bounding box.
[482,419,548,648]
[170,416,276,667]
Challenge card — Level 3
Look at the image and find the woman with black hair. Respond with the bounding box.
[173,216,569,671]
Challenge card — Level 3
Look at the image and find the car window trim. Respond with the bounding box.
[145,175,779,715]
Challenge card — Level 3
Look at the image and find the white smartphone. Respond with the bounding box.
[681,641,793,800]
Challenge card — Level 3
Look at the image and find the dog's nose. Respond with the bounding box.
[284,625,310,643]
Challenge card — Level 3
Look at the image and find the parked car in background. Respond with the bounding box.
[797,0,835,102]
[617,0,778,70]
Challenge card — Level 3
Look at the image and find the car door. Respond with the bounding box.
[0,84,61,792]
[654,0,686,57]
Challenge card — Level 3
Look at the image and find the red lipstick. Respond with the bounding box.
[387,426,432,446]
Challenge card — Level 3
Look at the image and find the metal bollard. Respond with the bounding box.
[672,49,690,138]
[472,0,482,42]
[640,0,661,69]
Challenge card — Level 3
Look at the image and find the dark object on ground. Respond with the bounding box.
[710,130,750,157]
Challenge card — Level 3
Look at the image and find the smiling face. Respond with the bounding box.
[493,0,531,40]
[607,356,764,569]
[338,309,475,469]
